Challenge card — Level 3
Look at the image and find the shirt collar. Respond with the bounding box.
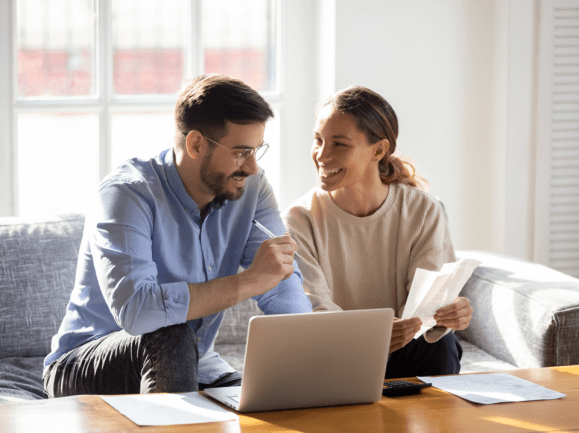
[164,148,202,214]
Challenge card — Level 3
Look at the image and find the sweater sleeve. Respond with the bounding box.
[405,198,457,343]
[283,205,343,312]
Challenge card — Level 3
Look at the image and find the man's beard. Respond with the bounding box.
[200,149,248,205]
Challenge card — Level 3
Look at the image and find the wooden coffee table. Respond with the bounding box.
[2,366,578,433]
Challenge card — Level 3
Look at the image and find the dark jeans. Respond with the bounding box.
[385,332,463,379]
[43,323,241,398]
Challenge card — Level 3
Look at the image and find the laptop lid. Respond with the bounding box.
[206,308,393,412]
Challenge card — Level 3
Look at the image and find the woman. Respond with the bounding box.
[283,86,472,378]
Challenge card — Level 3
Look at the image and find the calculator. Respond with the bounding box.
[382,380,432,397]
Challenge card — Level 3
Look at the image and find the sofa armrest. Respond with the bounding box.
[0,214,85,359]
[456,250,579,369]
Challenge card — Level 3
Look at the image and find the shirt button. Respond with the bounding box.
[197,337,202,342]
[184,208,188,213]
[208,266,213,272]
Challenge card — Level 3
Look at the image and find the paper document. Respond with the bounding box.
[101,392,239,426]
[401,258,481,338]
[418,373,566,405]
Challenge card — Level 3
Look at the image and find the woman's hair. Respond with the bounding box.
[319,86,428,190]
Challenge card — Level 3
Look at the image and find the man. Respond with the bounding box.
[43,74,312,397]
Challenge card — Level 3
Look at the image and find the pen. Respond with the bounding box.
[252,219,302,260]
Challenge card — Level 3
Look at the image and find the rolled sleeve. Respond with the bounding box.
[255,274,312,315]
[161,282,191,326]
[91,180,190,335]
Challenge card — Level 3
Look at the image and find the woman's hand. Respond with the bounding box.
[434,297,473,331]
[390,317,422,354]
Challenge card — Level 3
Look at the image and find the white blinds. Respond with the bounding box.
[549,0,579,277]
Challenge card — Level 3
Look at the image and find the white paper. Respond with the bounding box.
[401,258,481,338]
[101,392,239,426]
[417,373,566,405]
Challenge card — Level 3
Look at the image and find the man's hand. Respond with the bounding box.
[390,317,422,354]
[434,297,473,330]
[242,233,297,296]
[187,234,298,321]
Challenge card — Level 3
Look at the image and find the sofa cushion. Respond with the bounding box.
[214,297,263,346]
[456,337,517,374]
[0,357,46,403]
[0,214,84,359]
[456,250,579,368]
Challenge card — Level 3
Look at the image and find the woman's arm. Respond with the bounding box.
[283,205,342,312]
[405,197,463,343]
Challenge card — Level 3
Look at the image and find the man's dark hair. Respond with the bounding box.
[175,74,274,146]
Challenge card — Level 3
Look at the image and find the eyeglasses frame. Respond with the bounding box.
[182,131,269,167]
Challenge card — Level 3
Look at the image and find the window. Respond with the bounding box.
[10,0,280,216]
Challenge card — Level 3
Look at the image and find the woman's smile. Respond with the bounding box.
[318,166,344,178]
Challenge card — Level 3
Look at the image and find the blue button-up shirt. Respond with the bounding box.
[44,148,312,383]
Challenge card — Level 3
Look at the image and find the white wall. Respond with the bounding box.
[503,1,537,261]
[284,0,538,255]
[334,0,498,251]
[277,0,320,209]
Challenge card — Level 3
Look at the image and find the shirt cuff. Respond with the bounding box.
[160,281,190,326]
[423,326,452,343]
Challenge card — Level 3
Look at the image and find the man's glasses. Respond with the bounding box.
[182,131,269,167]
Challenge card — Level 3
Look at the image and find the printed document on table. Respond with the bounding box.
[101,392,239,426]
[401,258,481,338]
[417,373,566,405]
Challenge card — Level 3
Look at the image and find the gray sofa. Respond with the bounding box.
[1,214,578,404]
[455,250,579,368]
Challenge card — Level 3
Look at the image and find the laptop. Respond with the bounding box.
[204,308,394,412]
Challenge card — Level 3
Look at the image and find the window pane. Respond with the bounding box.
[112,0,188,96]
[111,111,175,168]
[202,0,278,92]
[17,0,96,98]
[17,113,99,216]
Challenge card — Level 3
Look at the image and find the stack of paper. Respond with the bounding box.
[101,392,239,426]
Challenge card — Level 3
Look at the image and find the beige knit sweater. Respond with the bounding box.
[283,182,457,342]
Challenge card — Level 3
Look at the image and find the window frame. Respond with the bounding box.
[0,0,14,215]
[1,0,285,216]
